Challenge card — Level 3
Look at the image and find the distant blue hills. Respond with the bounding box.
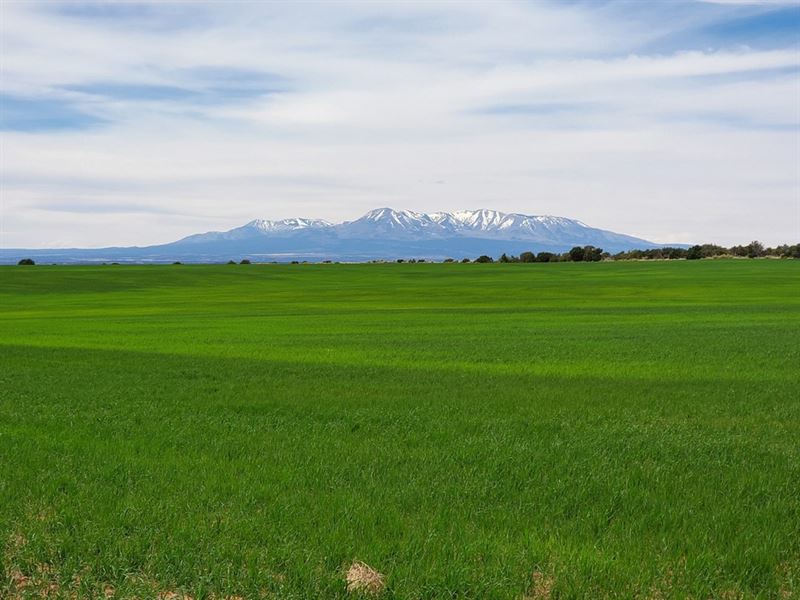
[0,208,684,264]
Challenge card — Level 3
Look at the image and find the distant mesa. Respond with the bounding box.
[1,208,672,264]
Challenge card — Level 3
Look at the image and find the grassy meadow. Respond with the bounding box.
[1,260,798,599]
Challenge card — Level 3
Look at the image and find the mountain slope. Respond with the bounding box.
[1,208,674,263]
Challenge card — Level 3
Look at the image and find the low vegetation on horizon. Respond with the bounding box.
[1,260,798,598]
[14,239,800,267]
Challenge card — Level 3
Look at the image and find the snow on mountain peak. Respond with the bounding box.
[175,207,657,255]
[239,208,591,241]
[247,218,331,232]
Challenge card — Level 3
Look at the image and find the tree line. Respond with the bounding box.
[450,241,799,263]
[15,240,799,266]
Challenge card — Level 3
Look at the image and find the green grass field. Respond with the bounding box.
[1,261,798,599]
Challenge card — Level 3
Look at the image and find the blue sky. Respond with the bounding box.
[1,0,798,247]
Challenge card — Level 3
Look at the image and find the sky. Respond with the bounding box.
[1,0,799,248]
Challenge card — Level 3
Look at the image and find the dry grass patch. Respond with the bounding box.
[346,561,386,595]
[158,592,194,600]
[522,570,554,600]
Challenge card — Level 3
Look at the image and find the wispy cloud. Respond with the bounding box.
[0,93,106,131]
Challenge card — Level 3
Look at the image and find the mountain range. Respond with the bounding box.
[1,208,675,264]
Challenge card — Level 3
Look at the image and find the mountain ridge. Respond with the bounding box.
[1,207,680,264]
[178,208,602,242]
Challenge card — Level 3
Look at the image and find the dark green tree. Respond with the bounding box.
[568,246,585,262]
[583,246,603,262]
[536,252,557,263]
[686,245,702,260]
[746,241,764,258]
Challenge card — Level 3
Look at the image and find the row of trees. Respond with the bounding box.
[487,246,606,263]
[614,241,800,261]
[459,241,799,263]
[15,240,799,266]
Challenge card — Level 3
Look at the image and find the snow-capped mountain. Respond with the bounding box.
[178,218,332,243]
[0,208,670,263]
[248,218,332,233]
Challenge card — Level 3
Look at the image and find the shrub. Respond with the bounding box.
[461,258,471,263]
[173,261,182,265]
[519,251,535,263]
[240,259,251,264]
[475,255,494,263]
[396,259,405,263]
[17,258,35,265]
[443,258,454,263]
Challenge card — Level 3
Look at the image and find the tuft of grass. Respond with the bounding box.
[0,261,798,599]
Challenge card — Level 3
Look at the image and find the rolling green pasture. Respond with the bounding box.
[1,260,798,599]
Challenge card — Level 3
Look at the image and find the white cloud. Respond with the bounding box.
[1,1,798,248]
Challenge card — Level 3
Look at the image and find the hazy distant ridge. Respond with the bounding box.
[1,208,669,263]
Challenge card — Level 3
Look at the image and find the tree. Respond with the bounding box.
[240,259,251,264]
[698,244,727,258]
[583,246,603,262]
[227,260,237,264]
[519,251,535,263]
[536,252,556,263]
[686,245,702,260]
[475,255,494,263]
[746,241,764,258]
[461,258,471,263]
[17,258,35,265]
[443,258,454,263]
[568,246,585,262]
